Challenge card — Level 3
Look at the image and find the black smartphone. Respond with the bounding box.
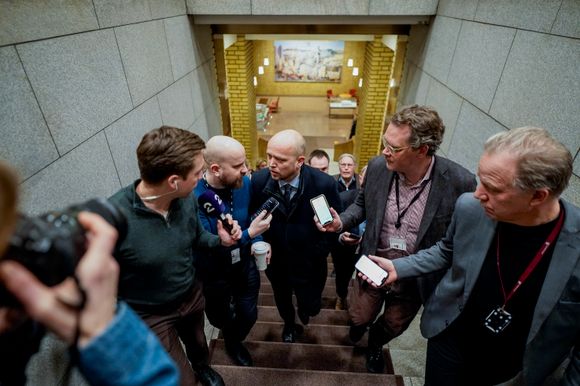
[310,194,333,226]
[348,233,361,240]
[251,197,280,220]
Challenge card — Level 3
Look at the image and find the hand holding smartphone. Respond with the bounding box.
[355,255,388,286]
[310,194,333,226]
[251,197,280,220]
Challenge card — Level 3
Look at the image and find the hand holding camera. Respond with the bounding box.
[0,211,119,347]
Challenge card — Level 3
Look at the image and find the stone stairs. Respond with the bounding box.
[207,258,407,385]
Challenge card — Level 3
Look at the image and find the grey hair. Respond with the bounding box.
[338,153,356,164]
[484,127,573,196]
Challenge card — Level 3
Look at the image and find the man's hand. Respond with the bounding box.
[217,214,242,246]
[248,210,272,238]
[314,207,342,233]
[357,254,398,288]
[0,212,119,347]
[339,232,362,245]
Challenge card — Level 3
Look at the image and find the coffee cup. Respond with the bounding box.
[253,241,269,270]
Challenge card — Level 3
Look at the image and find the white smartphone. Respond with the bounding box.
[310,194,333,226]
[355,255,388,286]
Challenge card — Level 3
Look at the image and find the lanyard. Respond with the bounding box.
[496,208,564,307]
[394,173,430,229]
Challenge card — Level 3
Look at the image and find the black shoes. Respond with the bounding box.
[349,324,367,343]
[225,340,253,367]
[193,364,225,386]
[297,308,310,326]
[282,323,304,343]
[365,345,385,373]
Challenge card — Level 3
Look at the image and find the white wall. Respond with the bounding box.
[399,0,580,206]
[0,0,222,215]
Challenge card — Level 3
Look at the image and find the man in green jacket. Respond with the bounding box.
[110,126,241,386]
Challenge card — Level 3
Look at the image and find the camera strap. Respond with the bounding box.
[62,275,87,385]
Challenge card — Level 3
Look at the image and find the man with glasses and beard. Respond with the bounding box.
[318,105,476,373]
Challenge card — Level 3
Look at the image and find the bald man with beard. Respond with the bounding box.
[194,136,272,367]
[250,130,341,343]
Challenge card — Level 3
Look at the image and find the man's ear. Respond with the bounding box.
[209,163,221,176]
[417,144,429,156]
[530,188,550,207]
[297,155,305,167]
[167,174,180,188]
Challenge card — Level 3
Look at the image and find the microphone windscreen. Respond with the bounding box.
[197,190,226,217]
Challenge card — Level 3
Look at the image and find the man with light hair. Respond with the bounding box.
[362,127,579,385]
[251,130,341,343]
[331,153,361,310]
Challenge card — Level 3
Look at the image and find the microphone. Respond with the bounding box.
[197,190,233,233]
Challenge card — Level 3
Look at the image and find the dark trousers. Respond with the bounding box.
[202,259,260,343]
[266,257,327,325]
[134,280,207,386]
[330,243,358,299]
[426,324,524,386]
[348,277,422,343]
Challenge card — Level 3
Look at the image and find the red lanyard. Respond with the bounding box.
[496,208,564,308]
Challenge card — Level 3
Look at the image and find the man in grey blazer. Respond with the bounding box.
[318,105,476,373]
[364,127,579,385]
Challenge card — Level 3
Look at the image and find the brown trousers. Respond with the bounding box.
[348,276,422,342]
[135,280,208,386]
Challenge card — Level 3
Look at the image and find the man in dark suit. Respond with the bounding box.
[367,127,579,386]
[251,129,341,343]
[318,105,476,373]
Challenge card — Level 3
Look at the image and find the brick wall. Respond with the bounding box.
[355,36,394,170]
[224,36,258,162]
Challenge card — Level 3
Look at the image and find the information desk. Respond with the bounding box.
[328,99,357,118]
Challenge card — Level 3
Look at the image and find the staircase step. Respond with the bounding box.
[212,365,404,386]
[258,306,350,325]
[260,282,339,298]
[258,293,336,308]
[209,340,394,374]
[245,321,368,346]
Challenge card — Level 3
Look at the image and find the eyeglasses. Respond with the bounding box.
[382,138,410,154]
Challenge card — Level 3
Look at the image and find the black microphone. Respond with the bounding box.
[197,190,233,233]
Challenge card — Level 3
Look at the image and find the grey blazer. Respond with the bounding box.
[394,194,580,386]
[340,155,477,301]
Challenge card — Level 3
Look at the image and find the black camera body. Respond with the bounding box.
[0,198,127,307]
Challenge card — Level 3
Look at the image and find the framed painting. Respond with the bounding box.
[274,40,344,82]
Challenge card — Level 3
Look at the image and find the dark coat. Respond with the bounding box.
[340,155,477,302]
[250,165,342,279]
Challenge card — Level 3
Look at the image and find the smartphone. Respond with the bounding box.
[310,194,333,226]
[355,255,388,286]
[347,233,361,240]
[251,197,280,220]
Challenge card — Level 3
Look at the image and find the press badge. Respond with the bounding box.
[231,248,241,264]
[389,237,407,251]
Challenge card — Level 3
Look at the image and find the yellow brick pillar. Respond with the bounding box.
[355,36,394,170]
[224,36,257,162]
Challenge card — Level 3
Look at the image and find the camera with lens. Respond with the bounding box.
[0,198,127,307]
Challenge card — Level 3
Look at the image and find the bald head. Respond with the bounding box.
[269,129,306,157]
[205,135,245,165]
